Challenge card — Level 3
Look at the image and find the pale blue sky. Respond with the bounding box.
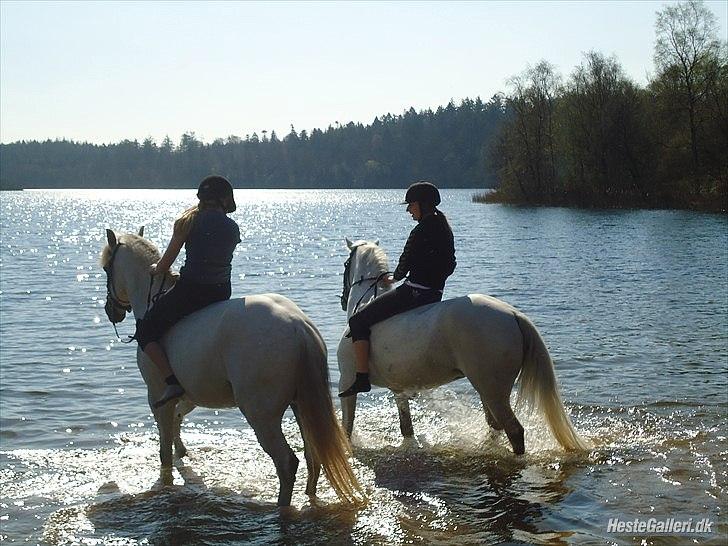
[1,1,726,144]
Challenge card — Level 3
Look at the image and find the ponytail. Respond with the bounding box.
[434,206,452,230]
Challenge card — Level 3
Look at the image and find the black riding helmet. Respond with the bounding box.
[197,175,236,213]
[401,181,441,206]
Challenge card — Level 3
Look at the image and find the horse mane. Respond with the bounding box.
[100,233,161,267]
[359,243,389,274]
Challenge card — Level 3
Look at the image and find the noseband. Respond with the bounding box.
[340,245,391,313]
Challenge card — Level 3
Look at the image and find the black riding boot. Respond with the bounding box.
[338,372,371,397]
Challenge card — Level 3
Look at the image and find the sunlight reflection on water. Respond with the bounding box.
[2,391,724,544]
[0,189,726,544]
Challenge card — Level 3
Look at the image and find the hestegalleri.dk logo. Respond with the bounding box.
[606,517,713,535]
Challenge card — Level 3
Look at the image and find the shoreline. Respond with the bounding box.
[473,190,728,214]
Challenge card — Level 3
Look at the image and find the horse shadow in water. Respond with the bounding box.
[352,434,583,545]
[85,462,361,545]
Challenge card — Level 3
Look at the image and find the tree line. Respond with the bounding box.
[0,97,505,190]
[1,1,725,211]
[485,0,727,210]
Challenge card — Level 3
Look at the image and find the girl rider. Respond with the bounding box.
[136,175,240,408]
[339,181,456,397]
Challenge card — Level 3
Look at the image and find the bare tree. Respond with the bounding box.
[501,61,561,199]
[561,51,650,197]
[654,0,721,190]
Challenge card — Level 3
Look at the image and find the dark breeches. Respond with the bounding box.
[135,276,231,350]
[348,284,442,342]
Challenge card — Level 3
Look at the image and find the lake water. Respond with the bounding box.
[0,189,726,545]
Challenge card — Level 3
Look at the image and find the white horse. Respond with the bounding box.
[337,239,587,455]
[100,229,363,506]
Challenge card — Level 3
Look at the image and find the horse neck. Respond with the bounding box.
[124,265,151,319]
[113,240,155,319]
[346,253,391,319]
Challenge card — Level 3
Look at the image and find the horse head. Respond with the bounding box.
[100,226,160,323]
[101,229,132,324]
[341,238,391,316]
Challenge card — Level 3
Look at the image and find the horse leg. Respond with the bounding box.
[244,410,299,506]
[173,408,187,459]
[291,404,320,497]
[153,403,176,468]
[484,396,524,455]
[469,376,524,455]
[172,400,195,459]
[340,394,357,438]
[394,393,414,438]
[482,403,504,431]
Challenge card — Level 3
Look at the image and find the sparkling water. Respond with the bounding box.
[1,189,726,544]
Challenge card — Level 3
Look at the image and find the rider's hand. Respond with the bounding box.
[381,274,395,285]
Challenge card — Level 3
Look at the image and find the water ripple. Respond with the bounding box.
[1,190,726,544]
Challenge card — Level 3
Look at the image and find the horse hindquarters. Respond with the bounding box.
[449,308,525,454]
[234,388,299,506]
[229,354,299,507]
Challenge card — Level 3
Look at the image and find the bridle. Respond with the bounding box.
[340,244,391,313]
[104,243,132,318]
[103,242,172,343]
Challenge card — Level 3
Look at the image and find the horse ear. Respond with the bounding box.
[106,229,117,248]
[374,239,379,246]
[138,226,145,237]
[345,237,354,250]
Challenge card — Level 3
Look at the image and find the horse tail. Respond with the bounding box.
[514,313,588,452]
[295,322,365,504]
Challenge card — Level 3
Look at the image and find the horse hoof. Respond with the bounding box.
[507,427,525,455]
[511,436,525,455]
[400,436,419,450]
[159,467,174,486]
[278,505,298,518]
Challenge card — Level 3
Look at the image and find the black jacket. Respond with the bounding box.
[393,212,456,290]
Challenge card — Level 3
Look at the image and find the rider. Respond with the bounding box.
[135,175,241,408]
[339,181,456,397]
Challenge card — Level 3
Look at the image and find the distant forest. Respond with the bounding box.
[482,0,727,211]
[1,0,726,211]
[0,98,505,190]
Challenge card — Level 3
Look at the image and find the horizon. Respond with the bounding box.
[1,94,499,146]
[1,0,727,146]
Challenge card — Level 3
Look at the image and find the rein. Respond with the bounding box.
[104,242,172,343]
[110,322,135,344]
[351,271,391,314]
[340,244,391,313]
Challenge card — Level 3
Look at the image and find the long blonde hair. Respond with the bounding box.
[173,200,220,239]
